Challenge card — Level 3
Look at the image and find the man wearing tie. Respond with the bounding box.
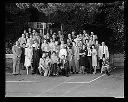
[12,41,22,75]
[98,42,109,69]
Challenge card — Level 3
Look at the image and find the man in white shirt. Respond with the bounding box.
[18,34,26,47]
[98,42,109,69]
[87,47,93,74]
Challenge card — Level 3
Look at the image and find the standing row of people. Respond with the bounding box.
[12,28,110,76]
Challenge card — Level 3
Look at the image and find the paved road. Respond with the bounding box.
[5,68,124,97]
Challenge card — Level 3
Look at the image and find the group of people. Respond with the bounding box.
[12,28,110,77]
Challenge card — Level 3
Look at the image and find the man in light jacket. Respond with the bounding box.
[98,42,109,69]
[12,41,22,75]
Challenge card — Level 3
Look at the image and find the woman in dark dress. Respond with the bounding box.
[79,44,88,74]
[20,43,26,70]
[32,41,40,74]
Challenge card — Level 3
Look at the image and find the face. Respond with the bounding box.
[77,35,79,38]
[79,34,82,37]
[96,41,98,44]
[50,39,52,42]
[22,34,25,38]
[26,33,28,37]
[103,58,105,61]
[23,30,26,34]
[83,30,86,34]
[61,41,64,44]
[62,55,65,59]
[92,45,94,49]
[68,34,71,38]
[33,30,35,33]
[30,35,33,38]
[58,31,61,34]
[72,32,75,35]
[102,42,105,46]
[85,40,88,43]
[28,28,31,32]
[55,41,58,45]
[39,30,42,33]
[91,32,94,35]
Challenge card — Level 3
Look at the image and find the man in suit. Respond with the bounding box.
[12,41,22,75]
[98,42,109,69]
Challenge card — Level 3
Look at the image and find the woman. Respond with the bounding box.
[79,45,88,74]
[92,45,98,74]
[20,43,26,70]
[38,53,51,76]
[95,40,100,69]
[24,43,33,75]
[67,39,74,74]
[73,42,80,74]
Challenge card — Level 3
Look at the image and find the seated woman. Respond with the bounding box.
[51,51,59,76]
[38,53,51,76]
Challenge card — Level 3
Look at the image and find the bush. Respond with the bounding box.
[6,48,12,54]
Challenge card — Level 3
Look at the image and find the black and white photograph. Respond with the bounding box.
[5,2,125,97]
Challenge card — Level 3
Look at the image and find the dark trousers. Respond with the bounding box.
[51,63,58,75]
[60,61,69,76]
[87,56,93,73]
[99,59,103,69]
[32,59,40,74]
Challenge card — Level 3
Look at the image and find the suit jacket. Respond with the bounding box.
[98,45,109,59]
[12,45,22,58]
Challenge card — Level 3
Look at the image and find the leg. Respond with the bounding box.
[26,66,29,75]
[12,58,17,74]
[99,59,103,69]
[16,57,20,74]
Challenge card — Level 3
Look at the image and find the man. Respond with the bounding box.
[28,28,32,35]
[18,34,26,70]
[38,53,51,76]
[71,31,76,40]
[98,42,109,69]
[87,47,93,74]
[52,33,57,42]
[12,41,22,75]
[41,39,50,54]
[49,39,56,54]
[90,32,98,41]
[32,41,40,74]
[18,34,26,47]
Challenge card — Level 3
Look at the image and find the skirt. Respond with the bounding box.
[24,57,32,67]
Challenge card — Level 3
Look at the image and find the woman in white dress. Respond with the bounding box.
[24,44,33,74]
[91,45,97,74]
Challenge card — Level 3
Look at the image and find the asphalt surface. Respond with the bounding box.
[5,67,124,97]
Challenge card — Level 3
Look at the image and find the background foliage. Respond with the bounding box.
[5,2,124,54]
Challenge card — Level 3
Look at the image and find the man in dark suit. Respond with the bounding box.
[12,41,22,75]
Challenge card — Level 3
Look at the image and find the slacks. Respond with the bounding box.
[12,57,21,74]
[87,56,93,73]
